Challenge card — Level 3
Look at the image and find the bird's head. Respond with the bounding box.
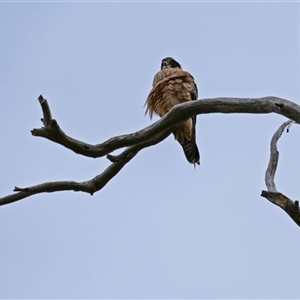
[161,57,182,70]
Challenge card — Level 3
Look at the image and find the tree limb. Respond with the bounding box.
[264,119,294,192]
[1,95,300,208]
[31,96,300,158]
[0,157,134,206]
[261,191,300,226]
[261,120,300,226]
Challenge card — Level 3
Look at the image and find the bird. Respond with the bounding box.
[145,57,200,165]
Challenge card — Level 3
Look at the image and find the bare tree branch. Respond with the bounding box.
[261,120,300,226]
[31,96,300,158]
[38,95,52,126]
[264,119,294,192]
[261,191,300,226]
[1,95,300,209]
[0,96,177,206]
[0,155,133,206]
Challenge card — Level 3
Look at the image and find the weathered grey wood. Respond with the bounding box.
[261,120,300,226]
[31,96,300,158]
[264,120,294,192]
[261,191,300,226]
[1,95,300,215]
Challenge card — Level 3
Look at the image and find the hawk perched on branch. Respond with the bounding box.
[145,57,200,165]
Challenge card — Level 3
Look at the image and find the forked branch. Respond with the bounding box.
[0,95,300,209]
[31,95,300,158]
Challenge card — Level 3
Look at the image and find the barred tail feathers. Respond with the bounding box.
[174,119,200,165]
[180,140,200,165]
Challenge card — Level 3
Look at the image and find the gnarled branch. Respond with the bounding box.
[261,120,300,226]
[31,96,300,158]
[1,95,300,211]
[264,119,294,192]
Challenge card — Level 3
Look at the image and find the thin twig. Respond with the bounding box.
[38,95,52,127]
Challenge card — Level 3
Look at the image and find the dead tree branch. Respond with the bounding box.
[261,120,300,226]
[264,120,294,192]
[1,95,300,208]
[31,96,300,158]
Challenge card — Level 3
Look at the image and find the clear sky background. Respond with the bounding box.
[1,2,300,299]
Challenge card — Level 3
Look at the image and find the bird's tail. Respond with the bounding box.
[180,140,200,166]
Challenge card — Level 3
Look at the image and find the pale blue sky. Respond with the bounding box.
[1,2,300,298]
